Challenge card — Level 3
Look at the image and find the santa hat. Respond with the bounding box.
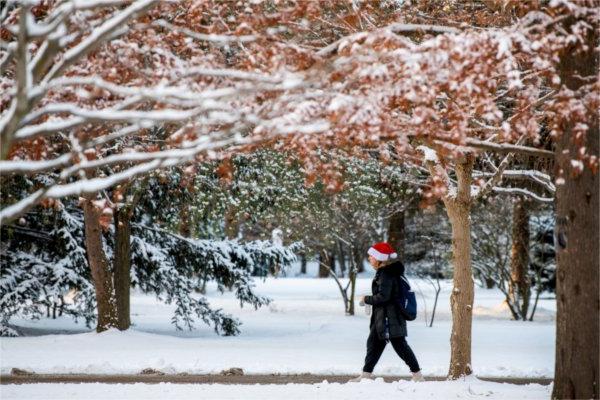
[367,242,398,262]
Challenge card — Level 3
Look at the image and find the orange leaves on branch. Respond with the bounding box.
[420,172,449,208]
[216,158,234,185]
[40,198,63,211]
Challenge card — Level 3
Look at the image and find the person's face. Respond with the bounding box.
[368,255,380,268]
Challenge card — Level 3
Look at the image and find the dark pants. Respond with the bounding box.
[362,328,420,373]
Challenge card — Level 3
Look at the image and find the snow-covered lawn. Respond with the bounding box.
[0,378,552,400]
[1,272,556,379]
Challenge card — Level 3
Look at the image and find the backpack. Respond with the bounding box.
[395,275,417,321]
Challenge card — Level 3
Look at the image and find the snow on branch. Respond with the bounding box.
[462,138,554,158]
[473,134,527,200]
[0,154,73,175]
[492,187,554,204]
[416,145,439,163]
[474,170,556,193]
[41,0,157,84]
[148,19,256,43]
[317,23,460,57]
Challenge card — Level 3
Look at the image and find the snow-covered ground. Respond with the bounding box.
[0,378,552,400]
[1,263,556,379]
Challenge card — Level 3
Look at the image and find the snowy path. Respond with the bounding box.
[1,373,553,385]
[0,378,552,400]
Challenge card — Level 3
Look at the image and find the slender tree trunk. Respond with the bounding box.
[348,256,357,316]
[354,246,365,273]
[179,203,191,238]
[328,249,336,276]
[224,207,239,240]
[444,156,475,379]
[318,251,329,278]
[552,16,599,400]
[114,207,132,330]
[508,197,530,320]
[337,240,346,278]
[429,281,441,328]
[388,210,405,259]
[300,252,307,275]
[83,197,118,332]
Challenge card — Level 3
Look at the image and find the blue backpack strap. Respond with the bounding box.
[397,275,417,321]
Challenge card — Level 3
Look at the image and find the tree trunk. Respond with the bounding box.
[179,203,191,238]
[300,252,307,275]
[388,210,405,260]
[83,198,118,332]
[508,198,530,320]
[348,261,357,316]
[337,240,346,278]
[318,251,329,278]
[444,156,475,379]
[328,249,336,276]
[552,20,599,398]
[318,249,335,278]
[354,247,365,273]
[224,207,239,240]
[114,207,132,331]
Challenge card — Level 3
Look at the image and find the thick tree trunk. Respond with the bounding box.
[508,198,530,320]
[83,198,118,332]
[553,125,599,399]
[444,156,475,379]
[552,16,599,400]
[388,210,405,260]
[114,207,132,331]
[446,202,474,378]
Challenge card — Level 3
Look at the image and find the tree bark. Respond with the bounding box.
[113,207,132,330]
[328,249,336,275]
[508,197,530,320]
[224,207,239,240]
[444,155,475,379]
[354,244,365,273]
[318,250,329,278]
[179,203,191,238]
[83,197,118,332]
[300,252,307,275]
[553,18,599,398]
[337,240,346,278]
[388,210,405,260]
[348,251,357,316]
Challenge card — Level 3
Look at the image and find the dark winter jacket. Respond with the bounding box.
[364,261,407,339]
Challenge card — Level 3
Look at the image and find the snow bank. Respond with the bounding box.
[0,378,552,400]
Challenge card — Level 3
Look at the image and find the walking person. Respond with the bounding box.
[350,242,423,382]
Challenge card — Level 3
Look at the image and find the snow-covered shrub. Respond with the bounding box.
[0,203,299,336]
